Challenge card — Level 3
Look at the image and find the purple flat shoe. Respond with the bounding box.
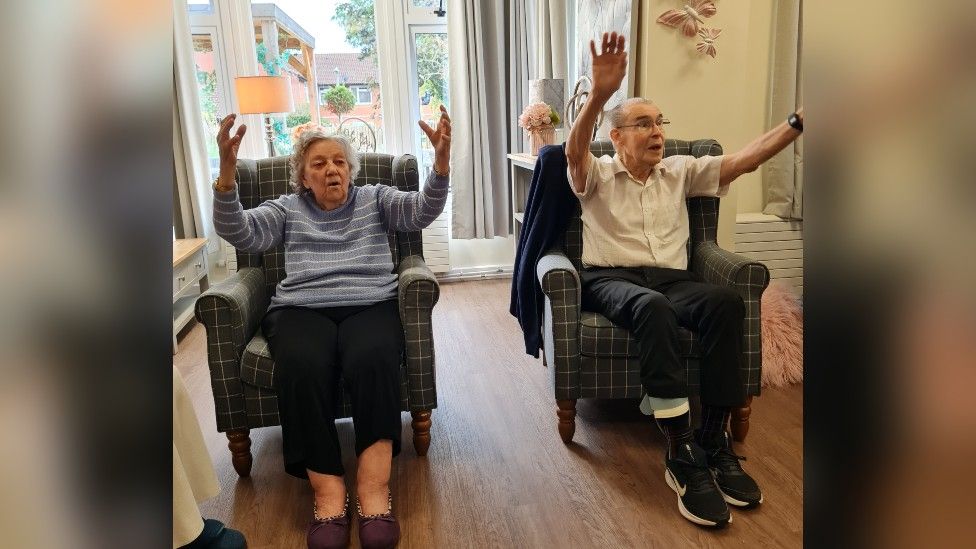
[357,492,400,549]
[307,496,351,549]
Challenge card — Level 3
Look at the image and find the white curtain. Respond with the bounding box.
[173,0,215,241]
[449,0,534,238]
[534,0,568,80]
[763,0,803,220]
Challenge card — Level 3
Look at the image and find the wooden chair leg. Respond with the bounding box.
[557,399,577,443]
[411,410,432,456]
[731,396,753,442]
[226,429,252,477]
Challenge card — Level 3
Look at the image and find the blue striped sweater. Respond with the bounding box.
[213,172,449,309]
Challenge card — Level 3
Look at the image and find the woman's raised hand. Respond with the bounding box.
[217,113,247,183]
[419,105,452,175]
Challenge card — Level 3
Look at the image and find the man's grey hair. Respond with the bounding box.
[607,97,656,128]
[289,129,360,195]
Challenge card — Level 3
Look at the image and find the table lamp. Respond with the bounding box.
[234,76,294,157]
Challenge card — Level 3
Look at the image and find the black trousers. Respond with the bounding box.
[261,299,404,478]
[580,266,746,407]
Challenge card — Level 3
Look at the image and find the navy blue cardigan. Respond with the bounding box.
[509,144,577,357]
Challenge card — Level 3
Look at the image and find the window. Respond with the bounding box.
[191,33,227,180]
[187,3,233,174]
[412,31,448,178]
[373,0,451,271]
[411,0,445,15]
[354,86,372,104]
[187,0,213,14]
[372,0,449,176]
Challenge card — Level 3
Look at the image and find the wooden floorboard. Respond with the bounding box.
[176,278,802,548]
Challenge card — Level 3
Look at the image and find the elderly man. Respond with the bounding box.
[567,32,803,527]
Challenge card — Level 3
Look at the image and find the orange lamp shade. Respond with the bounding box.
[235,76,294,114]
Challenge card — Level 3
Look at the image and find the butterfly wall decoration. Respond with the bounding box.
[696,28,722,58]
[656,1,723,58]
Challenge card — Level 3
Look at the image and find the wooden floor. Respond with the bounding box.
[176,279,802,548]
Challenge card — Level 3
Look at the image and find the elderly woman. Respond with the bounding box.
[212,107,451,549]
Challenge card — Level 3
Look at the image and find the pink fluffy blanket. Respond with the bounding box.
[761,280,803,387]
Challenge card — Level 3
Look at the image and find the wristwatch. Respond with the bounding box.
[787,112,803,132]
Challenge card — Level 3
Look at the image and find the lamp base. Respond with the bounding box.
[264,115,276,157]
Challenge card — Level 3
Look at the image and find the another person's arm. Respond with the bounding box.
[378,105,452,231]
[211,114,286,252]
[719,108,804,186]
[567,32,628,194]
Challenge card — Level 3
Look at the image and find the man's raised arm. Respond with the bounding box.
[719,108,804,186]
[567,32,628,194]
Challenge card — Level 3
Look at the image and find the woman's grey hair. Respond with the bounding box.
[607,97,655,128]
[289,129,360,195]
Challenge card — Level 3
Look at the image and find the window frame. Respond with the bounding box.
[354,85,372,105]
[407,24,448,178]
[374,0,448,158]
[189,27,230,180]
[186,0,214,15]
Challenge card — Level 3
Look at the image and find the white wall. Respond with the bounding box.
[448,236,516,270]
[637,0,775,247]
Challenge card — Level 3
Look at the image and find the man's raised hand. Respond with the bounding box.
[590,32,627,101]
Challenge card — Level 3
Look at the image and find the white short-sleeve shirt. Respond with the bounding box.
[568,152,728,270]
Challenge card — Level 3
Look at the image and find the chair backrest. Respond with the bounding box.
[233,152,423,297]
[563,138,724,271]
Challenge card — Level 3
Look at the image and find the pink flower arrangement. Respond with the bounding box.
[518,102,559,131]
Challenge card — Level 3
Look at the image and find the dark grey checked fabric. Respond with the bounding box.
[397,255,440,409]
[196,152,439,434]
[194,267,269,431]
[537,138,769,400]
[579,355,700,399]
[579,313,700,358]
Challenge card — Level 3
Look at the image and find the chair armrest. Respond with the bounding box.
[536,251,581,302]
[194,267,269,348]
[193,267,269,432]
[397,255,440,311]
[691,242,769,298]
[691,242,769,397]
[536,250,582,399]
[397,255,439,410]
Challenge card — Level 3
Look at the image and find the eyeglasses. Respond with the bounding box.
[616,117,670,132]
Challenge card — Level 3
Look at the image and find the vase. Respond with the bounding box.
[528,125,555,155]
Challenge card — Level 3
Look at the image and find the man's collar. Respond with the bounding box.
[612,155,667,180]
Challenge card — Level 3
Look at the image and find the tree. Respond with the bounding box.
[415,33,448,108]
[333,0,377,63]
[286,103,311,127]
[324,85,356,122]
[195,69,220,158]
[255,42,297,153]
[256,42,292,76]
[332,2,447,111]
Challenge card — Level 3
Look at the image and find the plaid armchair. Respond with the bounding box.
[194,153,440,477]
[537,139,769,443]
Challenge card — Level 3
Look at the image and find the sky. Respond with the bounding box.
[259,0,358,54]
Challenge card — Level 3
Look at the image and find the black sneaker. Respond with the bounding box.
[664,443,731,527]
[699,430,763,507]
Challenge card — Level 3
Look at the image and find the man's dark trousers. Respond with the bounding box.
[580,266,746,407]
